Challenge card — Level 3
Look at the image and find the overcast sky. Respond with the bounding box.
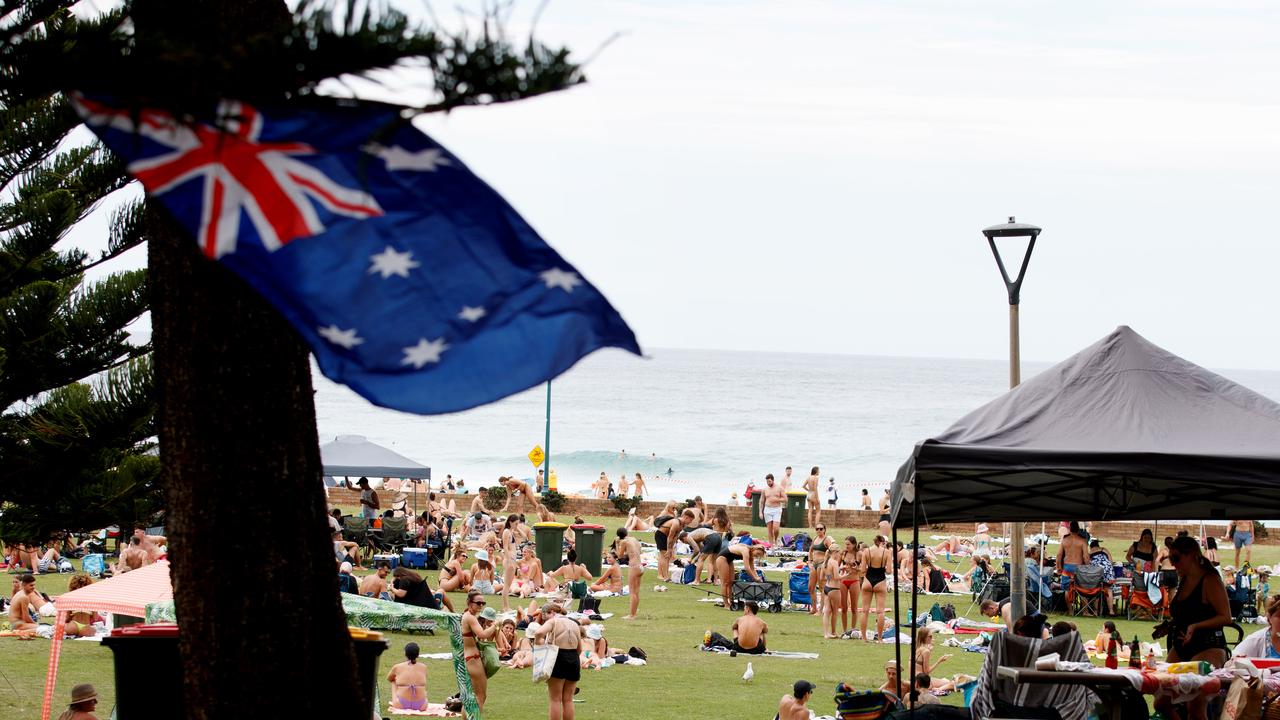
[84,1,1280,371]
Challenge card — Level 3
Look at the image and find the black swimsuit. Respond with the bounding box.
[865,550,888,586]
[1169,572,1227,659]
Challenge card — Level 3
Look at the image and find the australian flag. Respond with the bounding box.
[70,94,641,414]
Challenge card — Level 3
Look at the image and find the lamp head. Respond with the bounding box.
[983,216,1041,239]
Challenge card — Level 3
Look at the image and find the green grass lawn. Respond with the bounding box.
[4,520,1275,720]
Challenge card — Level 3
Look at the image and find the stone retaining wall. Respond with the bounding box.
[326,487,1261,543]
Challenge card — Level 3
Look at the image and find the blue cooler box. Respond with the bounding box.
[372,553,401,570]
[401,548,428,569]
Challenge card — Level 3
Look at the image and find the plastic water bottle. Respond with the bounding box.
[704,630,712,646]
[907,608,914,624]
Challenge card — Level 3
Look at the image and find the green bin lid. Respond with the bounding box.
[786,490,808,496]
[571,523,605,530]
[533,522,568,528]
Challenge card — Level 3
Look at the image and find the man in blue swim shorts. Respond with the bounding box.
[1232,519,1253,567]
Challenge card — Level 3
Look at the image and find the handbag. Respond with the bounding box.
[531,644,556,683]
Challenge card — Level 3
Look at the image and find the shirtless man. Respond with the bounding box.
[617,473,630,499]
[616,528,644,619]
[133,526,167,563]
[1231,518,1254,567]
[359,562,391,600]
[778,680,816,720]
[631,473,648,499]
[731,601,768,653]
[499,477,539,515]
[781,466,793,491]
[803,467,820,529]
[469,488,489,514]
[1057,521,1089,570]
[760,474,786,546]
[8,574,47,634]
[119,535,150,571]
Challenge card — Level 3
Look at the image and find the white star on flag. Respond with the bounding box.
[401,337,449,368]
[317,325,364,349]
[364,144,452,172]
[368,246,420,278]
[458,306,486,322]
[540,267,582,292]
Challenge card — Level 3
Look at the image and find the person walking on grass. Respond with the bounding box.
[760,474,785,546]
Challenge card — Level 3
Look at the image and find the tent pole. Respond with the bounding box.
[909,493,920,716]
[1037,522,1046,612]
[892,522,901,689]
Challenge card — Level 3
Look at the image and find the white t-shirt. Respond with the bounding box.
[1233,628,1278,658]
[827,484,838,503]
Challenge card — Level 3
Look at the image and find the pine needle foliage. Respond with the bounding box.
[0,2,154,542]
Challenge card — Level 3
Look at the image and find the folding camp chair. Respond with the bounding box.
[372,516,409,554]
[1069,565,1107,617]
[342,516,371,564]
[1127,571,1167,621]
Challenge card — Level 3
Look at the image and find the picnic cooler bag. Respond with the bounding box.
[731,579,783,611]
[789,567,812,605]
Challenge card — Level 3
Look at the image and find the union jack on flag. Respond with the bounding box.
[72,94,641,414]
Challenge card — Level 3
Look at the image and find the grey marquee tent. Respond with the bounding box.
[891,326,1280,527]
[320,434,431,480]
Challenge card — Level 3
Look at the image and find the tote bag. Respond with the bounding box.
[531,644,556,683]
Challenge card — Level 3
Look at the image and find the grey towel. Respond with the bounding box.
[970,630,1093,720]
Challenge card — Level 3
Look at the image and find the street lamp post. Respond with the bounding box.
[981,216,1043,625]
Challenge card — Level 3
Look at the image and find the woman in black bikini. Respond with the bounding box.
[715,542,766,610]
[1153,536,1231,720]
[807,524,832,616]
[1125,528,1157,572]
[859,535,892,644]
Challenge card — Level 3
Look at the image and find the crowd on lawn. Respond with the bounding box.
[6,469,1279,720]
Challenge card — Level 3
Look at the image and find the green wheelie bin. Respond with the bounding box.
[533,522,567,571]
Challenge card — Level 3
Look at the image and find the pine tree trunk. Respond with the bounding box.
[140,2,365,716]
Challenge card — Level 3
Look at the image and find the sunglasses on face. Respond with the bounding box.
[471,600,486,606]
[816,527,826,531]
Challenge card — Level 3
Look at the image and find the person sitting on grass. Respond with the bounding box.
[776,680,816,720]
[58,683,100,720]
[914,627,957,691]
[7,573,47,634]
[338,562,359,594]
[704,601,768,654]
[65,574,98,637]
[386,642,428,711]
[359,562,391,600]
[879,660,910,699]
[589,552,623,594]
[439,546,472,593]
[547,549,593,597]
[392,566,453,611]
[910,673,940,707]
[332,530,361,569]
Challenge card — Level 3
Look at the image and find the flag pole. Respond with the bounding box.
[543,380,551,493]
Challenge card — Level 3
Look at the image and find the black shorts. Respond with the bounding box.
[700,533,723,556]
[655,531,668,552]
[879,513,891,524]
[551,647,580,682]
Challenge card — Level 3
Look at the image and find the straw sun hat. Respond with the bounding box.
[69,683,97,706]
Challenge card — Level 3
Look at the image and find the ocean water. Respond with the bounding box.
[312,348,1280,505]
